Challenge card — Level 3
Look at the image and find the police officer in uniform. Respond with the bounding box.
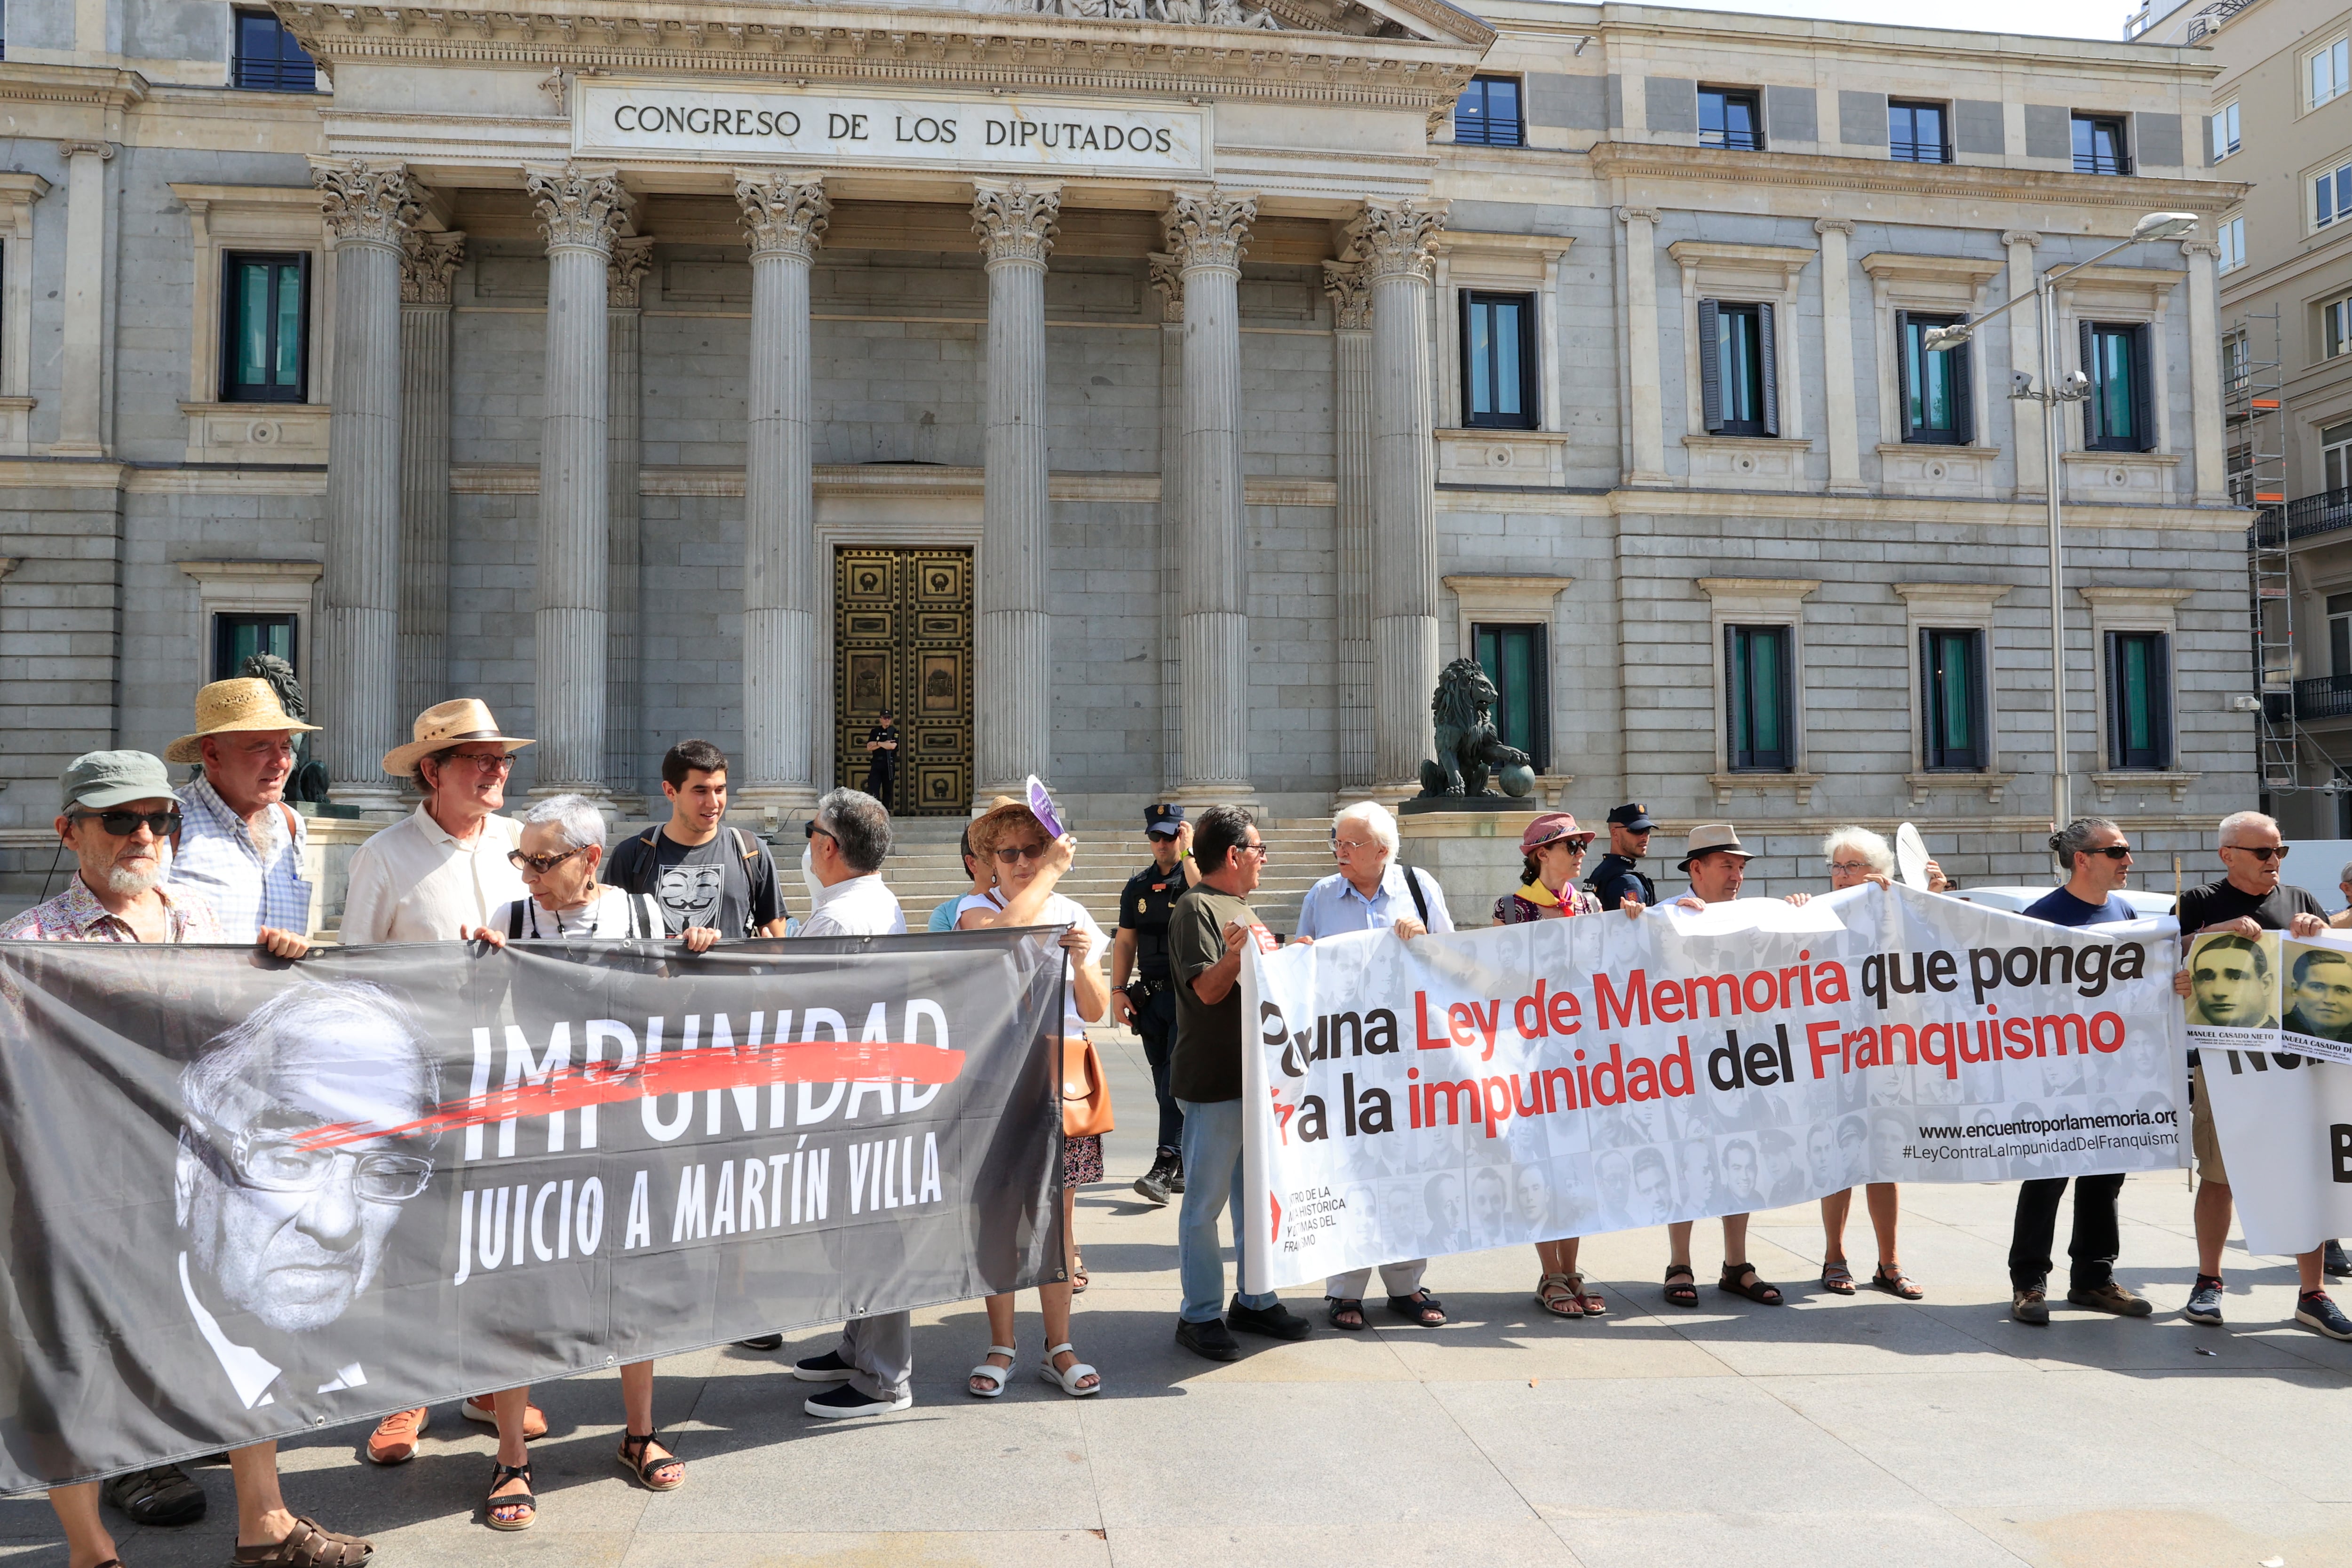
[1111,803,1200,1204]
[861,709,898,809]
[1588,802,1659,911]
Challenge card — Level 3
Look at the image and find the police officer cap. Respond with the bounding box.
[1607,802,1656,831]
[1145,803,1185,836]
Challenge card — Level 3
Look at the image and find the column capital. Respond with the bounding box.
[1813,216,1855,237]
[313,159,419,249]
[1148,252,1184,323]
[1615,205,1661,226]
[526,164,630,256]
[608,235,656,305]
[399,229,465,305]
[2178,238,2222,259]
[1350,199,1446,284]
[735,171,829,262]
[1163,188,1256,274]
[2001,229,2042,249]
[971,181,1061,266]
[1322,260,1372,329]
[57,139,115,161]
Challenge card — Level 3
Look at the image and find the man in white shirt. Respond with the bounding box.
[340,700,531,946]
[1293,800,1452,1330]
[341,699,540,1465]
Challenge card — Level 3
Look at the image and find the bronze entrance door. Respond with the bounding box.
[833,547,973,816]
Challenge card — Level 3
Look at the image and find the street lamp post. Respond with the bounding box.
[1921,210,2201,831]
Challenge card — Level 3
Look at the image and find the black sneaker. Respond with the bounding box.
[2183,1276,2225,1326]
[803,1383,911,1418]
[1168,1156,1185,1194]
[1226,1297,1312,1341]
[791,1348,857,1383]
[2296,1289,2352,1342]
[737,1334,784,1352]
[1133,1148,1178,1206]
[1175,1316,1243,1362]
[2325,1239,2352,1279]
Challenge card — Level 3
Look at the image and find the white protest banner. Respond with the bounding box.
[2191,930,2352,1256]
[1240,883,2186,1293]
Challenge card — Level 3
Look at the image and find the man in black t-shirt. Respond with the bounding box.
[604,740,787,943]
[2168,810,2351,1340]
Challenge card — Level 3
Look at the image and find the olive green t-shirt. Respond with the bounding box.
[1168,885,1261,1105]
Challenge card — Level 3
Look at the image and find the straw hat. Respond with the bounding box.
[164,677,320,764]
[381,698,535,777]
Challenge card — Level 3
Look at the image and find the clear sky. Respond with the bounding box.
[1678,0,2134,41]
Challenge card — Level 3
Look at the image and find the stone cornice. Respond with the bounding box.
[0,64,151,111]
[268,0,1485,113]
[1588,142,2250,216]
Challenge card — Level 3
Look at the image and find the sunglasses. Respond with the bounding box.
[2083,844,2134,860]
[507,846,588,875]
[72,809,182,836]
[994,843,1050,863]
[2225,844,2288,861]
[803,819,835,841]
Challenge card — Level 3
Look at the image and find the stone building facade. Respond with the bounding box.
[0,0,2249,912]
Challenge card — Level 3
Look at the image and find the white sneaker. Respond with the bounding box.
[803,1384,912,1418]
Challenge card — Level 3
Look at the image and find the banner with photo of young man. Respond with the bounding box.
[2194,930,2352,1257]
[1240,883,2187,1293]
[0,931,1066,1494]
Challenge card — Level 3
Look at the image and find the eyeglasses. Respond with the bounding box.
[71,809,182,837]
[2225,844,2288,861]
[442,752,513,774]
[507,845,587,875]
[2083,844,2134,860]
[994,843,1050,864]
[1238,840,1269,860]
[1333,837,1382,853]
[199,1120,434,1203]
[1827,860,1873,874]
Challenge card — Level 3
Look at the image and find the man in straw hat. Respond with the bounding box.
[341,700,533,947]
[342,700,545,1463]
[167,677,322,944]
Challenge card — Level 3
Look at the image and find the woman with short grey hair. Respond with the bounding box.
[1816,825,1922,1301]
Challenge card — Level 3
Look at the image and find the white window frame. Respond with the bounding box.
[2310,34,2351,110]
[2212,99,2239,161]
[170,183,335,464]
[1696,576,1822,808]
[2324,294,2352,361]
[2312,154,2352,235]
[1893,582,2015,805]
[177,559,325,705]
[2217,214,2246,274]
[2081,586,2195,804]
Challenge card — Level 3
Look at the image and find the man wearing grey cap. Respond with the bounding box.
[1,752,367,1568]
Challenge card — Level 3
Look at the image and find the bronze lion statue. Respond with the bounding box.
[1417,657,1534,798]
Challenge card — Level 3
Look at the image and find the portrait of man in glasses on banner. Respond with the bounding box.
[173,980,440,1415]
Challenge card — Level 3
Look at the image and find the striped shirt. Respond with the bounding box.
[169,775,313,942]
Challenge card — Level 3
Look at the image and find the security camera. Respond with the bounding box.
[2058,369,2090,401]
[2009,370,2036,399]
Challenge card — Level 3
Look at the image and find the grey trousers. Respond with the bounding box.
[837,1311,912,1401]
[1326,1260,1428,1300]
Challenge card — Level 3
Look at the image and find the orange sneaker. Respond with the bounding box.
[366,1407,429,1465]
[463,1395,548,1440]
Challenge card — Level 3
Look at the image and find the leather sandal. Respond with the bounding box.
[483,1462,536,1532]
[1536,1273,1584,1318]
[1327,1296,1367,1330]
[1718,1262,1783,1305]
[1571,1273,1606,1316]
[1037,1341,1101,1397]
[1663,1263,1699,1308]
[1820,1260,1857,1296]
[103,1462,205,1527]
[968,1345,1017,1397]
[230,1516,376,1565]
[617,1430,683,1491]
[1870,1264,1924,1301]
[1387,1289,1446,1327]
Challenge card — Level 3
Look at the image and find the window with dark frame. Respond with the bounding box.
[212,612,298,683]
[1725,623,1795,772]
[1699,88,1764,151]
[1920,628,1987,771]
[1472,622,1550,772]
[1454,76,1524,146]
[2104,629,2172,771]
[1699,300,1777,437]
[1888,100,1951,163]
[2071,113,2130,175]
[221,252,310,404]
[2079,320,2153,453]
[232,10,317,92]
[2328,592,2352,678]
[1460,291,1538,430]
[1898,310,1973,445]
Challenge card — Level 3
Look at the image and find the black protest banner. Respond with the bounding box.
[0,930,1065,1493]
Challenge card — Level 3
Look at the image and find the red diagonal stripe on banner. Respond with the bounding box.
[289,1040,964,1151]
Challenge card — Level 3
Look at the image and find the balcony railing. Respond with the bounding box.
[1891,139,1953,164]
[2296,675,2352,721]
[2251,486,2352,546]
[2073,150,2133,176]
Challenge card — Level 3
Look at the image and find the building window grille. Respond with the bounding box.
[1889,101,1950,163]
[1454,77,1524,146]
[233,10,317,92]
[1699,88,1764,151]
[2071,114,2131,175]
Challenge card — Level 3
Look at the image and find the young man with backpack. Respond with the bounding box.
[604,740,788,942]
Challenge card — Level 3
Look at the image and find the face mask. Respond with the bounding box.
[800,843,823,902]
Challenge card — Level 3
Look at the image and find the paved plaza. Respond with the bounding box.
[7,1033,2348,1568]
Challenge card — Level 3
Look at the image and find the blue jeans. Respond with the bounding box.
[1176,1097,1279,1323]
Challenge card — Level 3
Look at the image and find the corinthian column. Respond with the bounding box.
[1164,188,1257,803]
[607,234,654,798]
[734,173,828,816]
[1150,253,1184,794]
[399,228,464,731]
[1351,199,1447,792]
[971,181,1061,800]
[314,159,419,806]
[525,164,630,797]
[1325,259,1375,796]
